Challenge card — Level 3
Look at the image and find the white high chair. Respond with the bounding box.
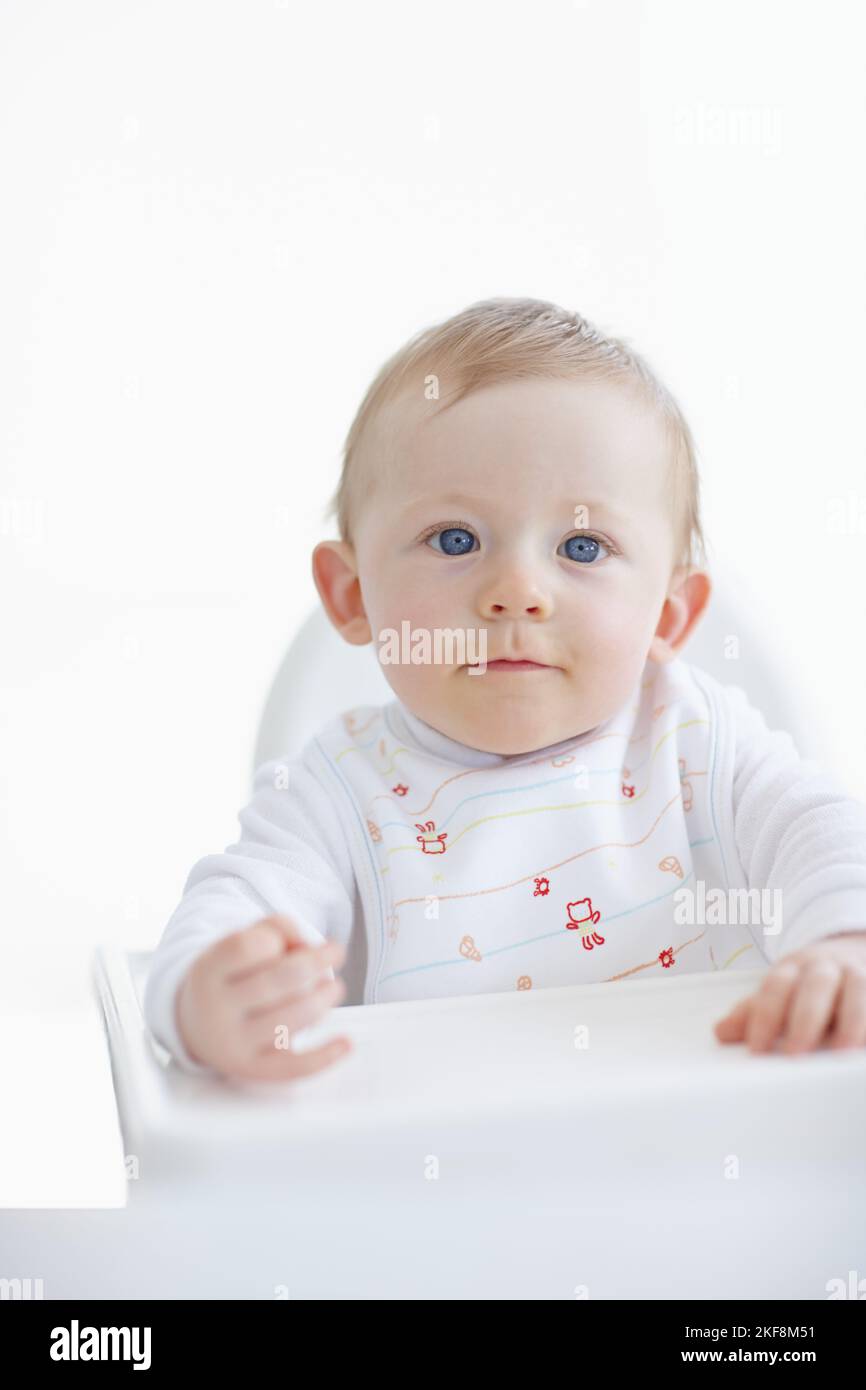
[253,553,829,774]
[86,551,863,1300]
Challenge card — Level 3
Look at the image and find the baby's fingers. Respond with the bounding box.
[714,961,800,1051]
[828,966,866,1049]
[743,962,802,1053]
[232,940,345,1013]
[245,974,346,1053]
[782,961,843,1053]
[713,995,751,1043]
[230,1034,353,1085]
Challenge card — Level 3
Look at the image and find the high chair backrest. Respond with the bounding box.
[253,557,828,777]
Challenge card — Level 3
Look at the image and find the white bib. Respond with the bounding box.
[303,657,762,1004]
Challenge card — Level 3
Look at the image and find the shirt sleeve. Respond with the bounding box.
[726,682,866,964]
[142,752,357,1076]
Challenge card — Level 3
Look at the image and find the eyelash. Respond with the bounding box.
[417,521,620,559]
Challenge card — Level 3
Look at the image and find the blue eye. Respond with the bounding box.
[561,533,609,564]
[425,526,477,556]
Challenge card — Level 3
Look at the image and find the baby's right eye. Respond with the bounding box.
[424,526,477,556]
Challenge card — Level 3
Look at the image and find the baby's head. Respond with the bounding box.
[313,297,712,756]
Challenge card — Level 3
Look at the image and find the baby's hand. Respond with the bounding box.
[714,931,866,1055]
[176,915,353,1081]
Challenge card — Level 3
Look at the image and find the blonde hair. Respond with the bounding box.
[324,296,707,574]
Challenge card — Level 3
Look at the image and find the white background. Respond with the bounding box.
[2,0,864,1046]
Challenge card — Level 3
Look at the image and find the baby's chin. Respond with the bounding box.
[462,723,584,757]
[435,697,597,757]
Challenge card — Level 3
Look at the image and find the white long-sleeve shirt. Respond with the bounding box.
[143,655,866,1075]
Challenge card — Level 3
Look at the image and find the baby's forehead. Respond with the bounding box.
[387,372,665,448]
[377,375,673,507]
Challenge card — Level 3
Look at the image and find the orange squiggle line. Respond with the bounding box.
[391,790,684,909]
[604,936,756,981]
[399,718,700,820]
[335,713,705,820]
[379,718,706,823]
[603,930,706,979]
[386,763,706,858]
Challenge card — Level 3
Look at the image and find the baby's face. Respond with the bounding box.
[343,376,684,755]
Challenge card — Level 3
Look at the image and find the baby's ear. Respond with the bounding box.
[649,567,713,662]
[311,540,373,646]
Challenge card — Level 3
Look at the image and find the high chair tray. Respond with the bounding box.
[93,945,866,1190]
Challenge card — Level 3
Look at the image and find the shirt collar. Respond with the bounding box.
[384,678,643,770]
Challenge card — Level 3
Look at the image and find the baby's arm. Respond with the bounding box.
[143,753,357,1080]
[713,684,866,1052]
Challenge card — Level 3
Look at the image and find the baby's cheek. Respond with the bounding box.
[577,592,643,656]
[370,584,468,691]
[574,595,654,692]
[378,585,455,640]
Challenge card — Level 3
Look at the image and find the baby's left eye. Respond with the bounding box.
[560,534,610,564]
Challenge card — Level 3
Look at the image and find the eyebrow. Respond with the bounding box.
[401,493,631,528]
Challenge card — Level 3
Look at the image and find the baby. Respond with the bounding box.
[144,296,866,1082]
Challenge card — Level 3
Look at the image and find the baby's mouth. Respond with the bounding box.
[466,659,555,672]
